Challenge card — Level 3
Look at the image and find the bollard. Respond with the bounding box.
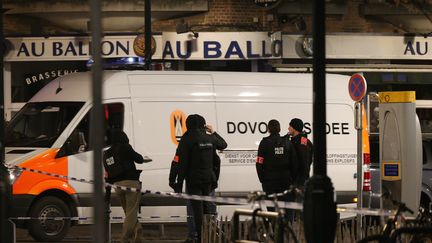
[303,176,337,243]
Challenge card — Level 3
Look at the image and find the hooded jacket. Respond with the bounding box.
[103,130,145,183]
[169,115,227,191]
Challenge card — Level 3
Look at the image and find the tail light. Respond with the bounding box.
[363,153,371,191]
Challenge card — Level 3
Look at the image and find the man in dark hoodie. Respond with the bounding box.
[103,130,151,243]
[169,114,227,243]
[288,118,313,188]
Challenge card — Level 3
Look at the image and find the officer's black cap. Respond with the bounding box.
[289,118,304,132]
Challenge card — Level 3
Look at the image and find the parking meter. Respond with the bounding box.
[379,91,422,216]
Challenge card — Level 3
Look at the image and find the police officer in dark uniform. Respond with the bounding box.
[103,130,151,243]
[256,119,298,201]
[287,118,313,188]
[169,114,227,243]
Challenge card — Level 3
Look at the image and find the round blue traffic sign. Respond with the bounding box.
[348,74,367,102]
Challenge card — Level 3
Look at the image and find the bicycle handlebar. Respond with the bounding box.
[371,189,414,215]
[392,200,414,215]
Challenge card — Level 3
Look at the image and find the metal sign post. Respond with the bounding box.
[144,0,152,70]
[348,73,367,240]
[90,0,107,242]
[303,1,337,243]
[355,101,363,240]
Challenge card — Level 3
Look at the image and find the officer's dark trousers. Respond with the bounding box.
[187,183,212,241]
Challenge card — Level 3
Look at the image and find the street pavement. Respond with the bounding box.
[15,223,188,243]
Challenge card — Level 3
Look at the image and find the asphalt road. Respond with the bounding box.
[15,223,188,243]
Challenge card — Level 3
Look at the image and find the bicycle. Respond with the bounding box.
[268,188,303,243]
[246,187,302,243]
[358,195,432,243]
[388,204,432,243]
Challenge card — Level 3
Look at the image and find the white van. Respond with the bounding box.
[6,71,358,241]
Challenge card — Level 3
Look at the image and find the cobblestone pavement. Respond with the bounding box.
[15,223,188,243]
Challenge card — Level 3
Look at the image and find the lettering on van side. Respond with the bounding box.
[222,150,257,164]
[303,122,350,135]
[221,150,356,165]
[227,122,268,134]
[326,153,356,164]
[226,121,350,135]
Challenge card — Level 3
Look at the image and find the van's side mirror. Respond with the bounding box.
[56,140,74,158]
[56,131,87,158]
[78,132,88,152]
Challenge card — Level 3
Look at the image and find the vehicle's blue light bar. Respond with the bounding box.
[86,57,145,69]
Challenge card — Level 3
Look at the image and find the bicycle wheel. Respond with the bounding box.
[282,224,299,243]
[248,217,276,243]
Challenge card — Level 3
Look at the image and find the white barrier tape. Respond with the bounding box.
[337,206,393,217]
[14,165,302,210]
[9,207,393,222]
[14,166,94,184]
[11,217,87,221]
[12,165,394,216]
[106,182,304,210]
[9,215,189,221]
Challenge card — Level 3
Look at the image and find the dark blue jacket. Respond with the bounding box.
[256,133,298,192]
[169,129,227,188]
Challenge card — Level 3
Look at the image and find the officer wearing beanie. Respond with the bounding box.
[287,118,313,187]
[256,119,298,195]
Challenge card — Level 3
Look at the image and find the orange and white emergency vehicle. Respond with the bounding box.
[6,71,364,241]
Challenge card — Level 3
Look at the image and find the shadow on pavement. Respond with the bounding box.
[16,223,188,242]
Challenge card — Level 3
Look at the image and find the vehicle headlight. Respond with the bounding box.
[8,167,23,184]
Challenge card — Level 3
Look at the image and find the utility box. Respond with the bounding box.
[379,91,422,216]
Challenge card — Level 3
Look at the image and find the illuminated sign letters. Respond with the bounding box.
[403,41,428,56]
[7,33,283,61]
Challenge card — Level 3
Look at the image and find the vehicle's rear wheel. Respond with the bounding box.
[28,196,71,242]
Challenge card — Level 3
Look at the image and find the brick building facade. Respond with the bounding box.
[6,0,421,36]
[3,0,432,118]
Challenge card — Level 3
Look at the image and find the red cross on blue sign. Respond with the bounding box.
[348,74,367,102]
